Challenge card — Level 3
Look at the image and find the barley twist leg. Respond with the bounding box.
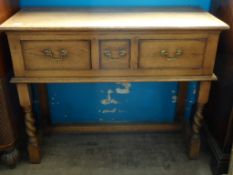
[189,82,211,159]
[17,84,41,163]
[193,103,205,136]
[24,106,38,145]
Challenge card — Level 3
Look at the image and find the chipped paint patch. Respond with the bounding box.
[171,95,177,103]
[171,89,177,103]
[192,89,197,94]
[116,83,131,94]
[101,89,118,105]
[171,90,176,93]
[102,108,117,114]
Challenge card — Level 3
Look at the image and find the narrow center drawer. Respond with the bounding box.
[100,40,130,69]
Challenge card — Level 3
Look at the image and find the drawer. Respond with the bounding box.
[100,40,130,69]
[139,39,206,69]
[21,40,91,70]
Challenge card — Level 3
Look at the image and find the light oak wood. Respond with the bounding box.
[189,81,211,159]
[100,40,130,69]
[91,39,100,69]
[22,40,91,71]
[16,84,40,163]
[130,38,138,69]
[0,8,229,31]
[47,123,182,134]
[139,39,206,69]
[0,8,228,163]
[10,74,217,83]
[6,31,220,77]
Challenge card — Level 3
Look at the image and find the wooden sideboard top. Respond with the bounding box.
[0,7,229,31]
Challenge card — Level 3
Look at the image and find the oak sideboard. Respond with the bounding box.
[0,7,229,163]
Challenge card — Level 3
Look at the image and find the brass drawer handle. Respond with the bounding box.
[103,48,127,59]
[103,49,112,58]
[42,48,68,60]
[160,49,183,60]
[119,48,127,57]
[42,48,53,57]
[60,49,68,59]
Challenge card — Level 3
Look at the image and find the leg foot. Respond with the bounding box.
[189,134,201,159]
[28,144,41,164]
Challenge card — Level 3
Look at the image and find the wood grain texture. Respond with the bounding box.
[47,123,182,134]
[16,84,41,163]
[91,39,100,69]
[10,74,217,83]
[6,31,222,78]
[139,39,206,69]
[21,40,91,70]
[100,40,130,69]
[0,8,229,31]
[189,81,211,159]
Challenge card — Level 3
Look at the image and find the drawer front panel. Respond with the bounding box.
[100,40,130,69]
[8,32,214,78]
[21,40,91,70]
[139,39,206,69]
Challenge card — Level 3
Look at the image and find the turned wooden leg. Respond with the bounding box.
[189,81,211,159]
[17,84,41,164]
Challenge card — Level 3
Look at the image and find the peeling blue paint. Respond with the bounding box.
[116,83,132,94]
[101,89,118,105]
[102,108,117,114]
[47,83,178,124]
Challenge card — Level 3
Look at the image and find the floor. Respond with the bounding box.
[0,133,212,175]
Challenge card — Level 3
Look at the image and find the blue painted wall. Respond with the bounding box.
[20,0,210,124]
[20,0,210,10]
[48,83,178,124]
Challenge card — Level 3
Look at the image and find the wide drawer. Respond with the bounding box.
[21,40,91,70]
[139,39,206,69]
